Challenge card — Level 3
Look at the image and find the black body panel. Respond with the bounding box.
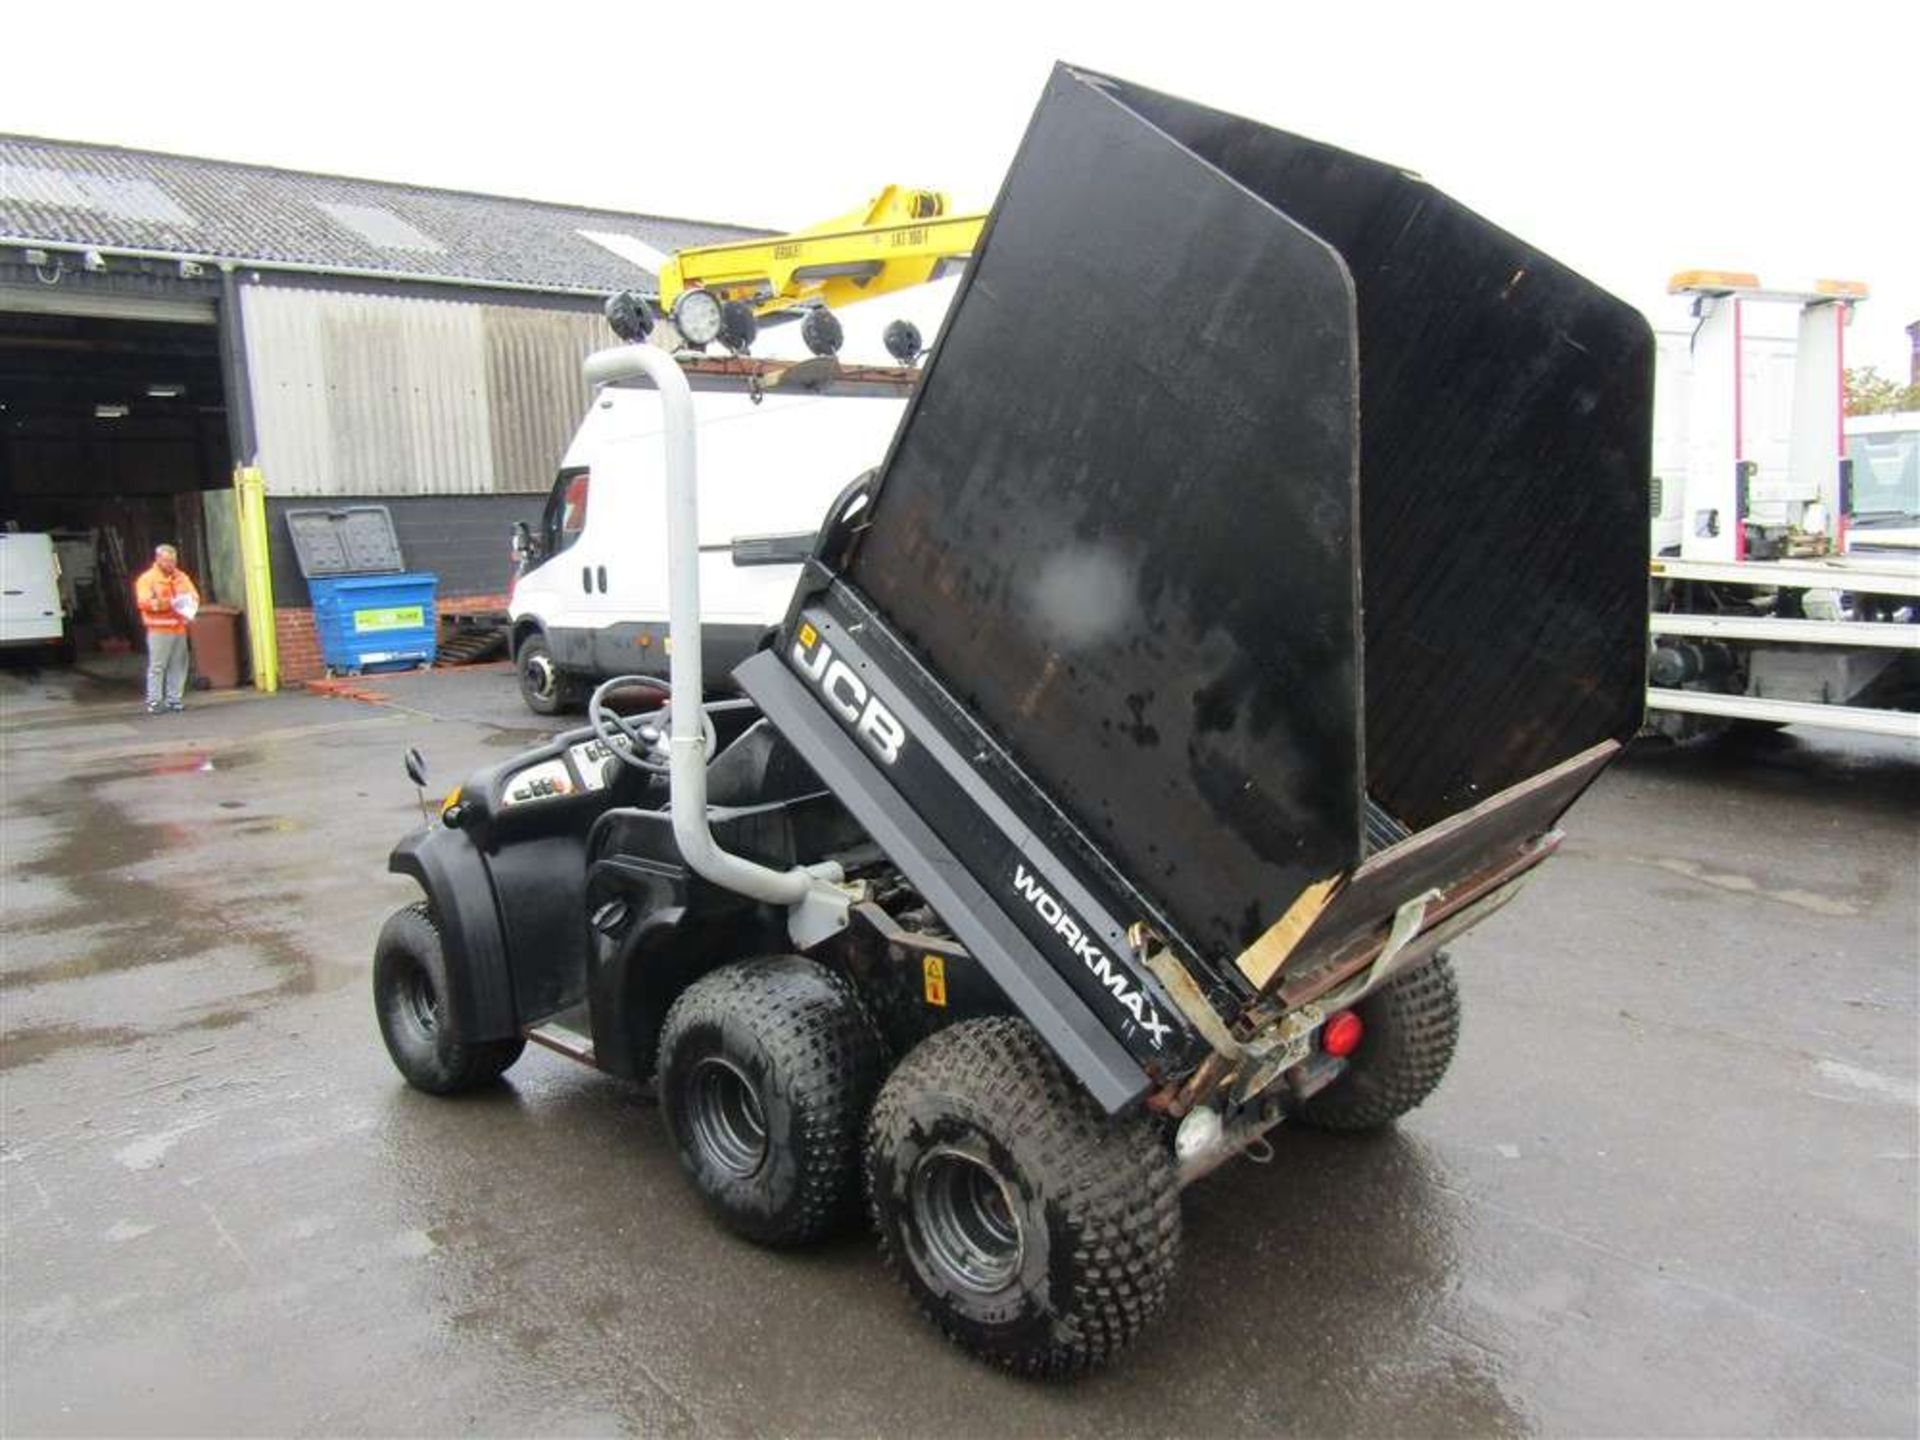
[1106,75,1653,831]
[581,856,782,1083]
[845,65,1365,965]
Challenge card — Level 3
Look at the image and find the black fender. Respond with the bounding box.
[388,826,520,1042]
[583,856,783,1082]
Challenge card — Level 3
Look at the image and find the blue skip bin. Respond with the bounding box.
[309,573,438,674]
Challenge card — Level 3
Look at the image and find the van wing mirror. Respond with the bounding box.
[511,520,538,564]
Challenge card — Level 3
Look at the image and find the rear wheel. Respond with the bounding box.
[516,632,572,715]
[658,957,885,1246]
[1290,950,1461,1132]
[373,902,525,1093]
[867,1018,1181,1377]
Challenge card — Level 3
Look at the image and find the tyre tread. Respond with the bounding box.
[867,1017,1180,1377]
[1293,951,1460,1132]
[660,957,884,1245]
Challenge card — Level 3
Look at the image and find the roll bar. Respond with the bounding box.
[581,344,848,947]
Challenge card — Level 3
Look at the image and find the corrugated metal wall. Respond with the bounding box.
[241,285,602,496]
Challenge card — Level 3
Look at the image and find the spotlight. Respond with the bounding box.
[672,289,723,348]
[604,290,655,343]
[801,307,844,359]
[883,320,923,366]
[717,300,758,355]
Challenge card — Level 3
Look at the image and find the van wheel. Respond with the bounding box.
[658,957,885,1246]
[516,632,570,715]
[373,902,525,1093]
[867,1018,1182,1377]
[1289,951,1461,1132]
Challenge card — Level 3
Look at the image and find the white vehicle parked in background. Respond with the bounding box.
[1646,272,1918,740]
[0,530,67,653]
[507,375,909,714]
[505,255,960,717]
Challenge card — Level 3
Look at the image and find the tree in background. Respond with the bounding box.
[1845,367,1920,415]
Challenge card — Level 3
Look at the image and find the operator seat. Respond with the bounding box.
[586,718,845,873]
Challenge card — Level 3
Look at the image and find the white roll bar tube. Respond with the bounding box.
[581,344,846,941]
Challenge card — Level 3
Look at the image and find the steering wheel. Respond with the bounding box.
[587,675,715,775]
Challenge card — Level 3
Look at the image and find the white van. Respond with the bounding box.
[0,531,66,651]
[507,380,909,713]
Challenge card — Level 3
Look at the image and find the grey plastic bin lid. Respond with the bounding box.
[285,506,405,578]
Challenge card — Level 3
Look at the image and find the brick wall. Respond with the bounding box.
[274,607,322,682]
[274,591,507,683]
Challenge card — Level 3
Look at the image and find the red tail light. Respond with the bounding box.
[1322,1009,1363,1058]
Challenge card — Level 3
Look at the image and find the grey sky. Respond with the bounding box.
[7,0,1915,374]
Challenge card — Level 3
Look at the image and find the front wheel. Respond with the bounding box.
[867,1018,1181,1377]
[373,902,525,1093]
[516,631,573,715]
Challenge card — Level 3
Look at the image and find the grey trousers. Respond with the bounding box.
[146,630,190,708]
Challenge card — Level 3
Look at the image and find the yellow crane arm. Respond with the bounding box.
[657,186,985,319]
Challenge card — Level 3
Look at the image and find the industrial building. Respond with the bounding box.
[0,136,759,680]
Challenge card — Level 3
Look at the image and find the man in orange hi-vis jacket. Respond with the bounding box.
[134,544,200,714]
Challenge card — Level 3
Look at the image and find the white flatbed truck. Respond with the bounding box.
[1646,272,1918,741]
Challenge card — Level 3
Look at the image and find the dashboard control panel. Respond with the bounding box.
[497,732,639,809]
[568,736,632,791]
[502,757,576,807]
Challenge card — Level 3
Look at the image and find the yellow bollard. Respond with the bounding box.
[232,465,278,693]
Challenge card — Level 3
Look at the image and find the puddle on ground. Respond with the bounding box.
[228,818,305,837]
[0,1022,145,1072]
[0,999,289,1074]
[5,769,338,1040]
[132,745,265,778]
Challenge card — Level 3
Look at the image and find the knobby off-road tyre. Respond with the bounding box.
[1291,950,1461,1133]
[658,956,886,1247]
[866,1017,1181,1377]
[373,902,526,1094]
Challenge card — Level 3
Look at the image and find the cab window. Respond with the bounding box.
[543,468,590,556]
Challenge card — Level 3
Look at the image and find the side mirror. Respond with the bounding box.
[511,520,536,564]
[404,746,428,789]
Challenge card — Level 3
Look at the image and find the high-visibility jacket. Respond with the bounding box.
[134,564,200,634]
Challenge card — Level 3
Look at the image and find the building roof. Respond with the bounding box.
[0,135,765,295]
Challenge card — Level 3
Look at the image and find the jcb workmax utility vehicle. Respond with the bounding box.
[373,66,1652,1375]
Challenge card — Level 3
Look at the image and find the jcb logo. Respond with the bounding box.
[792,622,908,766]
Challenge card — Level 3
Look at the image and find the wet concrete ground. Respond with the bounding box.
[3,657,1915,1436]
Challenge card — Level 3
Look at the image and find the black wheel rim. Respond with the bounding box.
[912,1148,1024,1293]
[402,964,437,1037]
[687,1057,768,1177]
